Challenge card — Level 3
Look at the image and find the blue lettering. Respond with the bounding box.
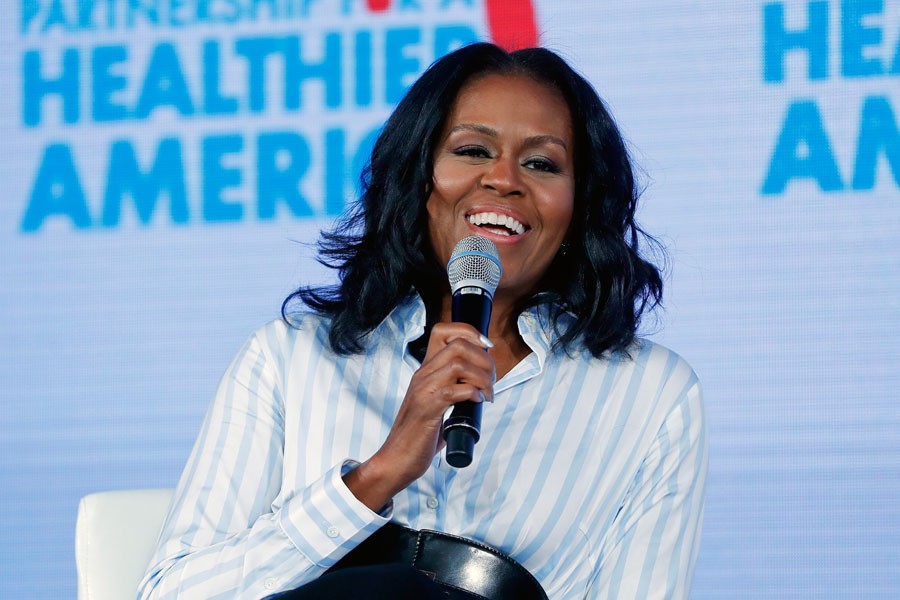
[251,0,278,18]
[355,31,372,107]
[21,0,40,33]
[92,45,130,121]
[352,127,380,198]
[300,0,323,17]
[169,0,188,27]
[326,127,380,213]
[852,96,900,189]
[842,0,884,77]
[325,128,344,216]
[891,25,900,74]
[217,0,242,23]
[385,28,422,104]
[434,25,479,59]
[106,0,116,27]
[325,129,345,215]
[41,0,70,32]
[203,135,244,221]
[23,49,80,126]
[763,1,829,82]
[21,144,91,232]
[400,0,422,10]
[126,0,159,27]
[762,100,843,193]
[78,0,98,30]
[197,0,212,20]
[234,37,283,112]
[134,42,195,118]
[257,132,313,219]
[102,138,189,226]
[284,33,342,110]
[203,41,239,115]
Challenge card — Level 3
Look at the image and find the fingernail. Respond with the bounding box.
[479,334,494,348]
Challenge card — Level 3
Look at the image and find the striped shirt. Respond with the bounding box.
[138,295,707,599]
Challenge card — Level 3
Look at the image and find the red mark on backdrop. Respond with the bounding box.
[364,0,538,50]
[485,0,538,50]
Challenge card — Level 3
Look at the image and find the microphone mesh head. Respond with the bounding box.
[447,235,502,295]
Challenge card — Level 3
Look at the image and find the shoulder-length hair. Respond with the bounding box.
[283,42,663,358]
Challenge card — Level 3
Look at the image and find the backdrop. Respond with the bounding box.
[2,1,899,597]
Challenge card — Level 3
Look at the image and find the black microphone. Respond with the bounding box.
[442,235,502,468]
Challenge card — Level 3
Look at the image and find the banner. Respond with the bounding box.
[2,1,898,597]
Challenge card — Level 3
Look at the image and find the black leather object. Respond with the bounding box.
[326,522,548,600]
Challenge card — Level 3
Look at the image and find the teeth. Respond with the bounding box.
[467,212,525,235]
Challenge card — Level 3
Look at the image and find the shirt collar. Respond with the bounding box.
[383,293,575,376]
[391,293,427,348]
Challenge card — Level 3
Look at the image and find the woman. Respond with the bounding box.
[139,43,706,599]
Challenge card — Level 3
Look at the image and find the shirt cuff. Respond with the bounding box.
[277,460,392,569]
[339,460,394,518]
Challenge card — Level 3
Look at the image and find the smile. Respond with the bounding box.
[466,212,527,236]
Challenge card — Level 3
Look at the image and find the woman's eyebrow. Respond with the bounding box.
[448,124,568,150]
[448,123,498,137]
[523,134,568,151]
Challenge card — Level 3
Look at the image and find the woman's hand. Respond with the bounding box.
[343,322,495,512]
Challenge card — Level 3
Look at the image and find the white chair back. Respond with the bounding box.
[75,489,173,600]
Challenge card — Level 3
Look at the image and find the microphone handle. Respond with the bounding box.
[443,290,492,468]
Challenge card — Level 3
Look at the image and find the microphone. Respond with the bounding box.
[442,235,502,468]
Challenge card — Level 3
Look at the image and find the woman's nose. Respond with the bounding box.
[480,157,523,196]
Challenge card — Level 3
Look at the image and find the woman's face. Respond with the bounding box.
[427,73,575,302]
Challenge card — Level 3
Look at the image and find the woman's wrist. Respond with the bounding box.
[342,452,406,513]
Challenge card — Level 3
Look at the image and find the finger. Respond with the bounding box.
[438,383,491,406]
[425,353,495,394]
[480,388,494,404]
[417,337,495,382]
[472,388,491,404]
[427,322,493,354]
[436,383,495,412]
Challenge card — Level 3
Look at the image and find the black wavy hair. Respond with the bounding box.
[282,42,663,358]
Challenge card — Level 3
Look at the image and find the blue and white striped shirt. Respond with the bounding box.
[139,295,707,599]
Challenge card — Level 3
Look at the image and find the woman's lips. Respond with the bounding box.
[466,211,527,235]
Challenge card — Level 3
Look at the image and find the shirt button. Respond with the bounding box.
[326,526,340,538]
[264,578,277,590]
[426,497,439,510]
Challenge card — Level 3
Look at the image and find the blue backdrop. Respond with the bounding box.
[2,1,899,597]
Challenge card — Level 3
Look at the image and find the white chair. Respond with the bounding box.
[75,489,173,600]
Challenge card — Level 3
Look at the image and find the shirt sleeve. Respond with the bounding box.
[587,378,708,600]
[137,329,390,600]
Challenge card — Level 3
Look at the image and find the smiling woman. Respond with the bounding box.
[139,43,706,600]
[426,73,575,331]
[290,44,667,360]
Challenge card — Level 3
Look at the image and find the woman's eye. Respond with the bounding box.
[453,145,491,158]
[524,157,560,173]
